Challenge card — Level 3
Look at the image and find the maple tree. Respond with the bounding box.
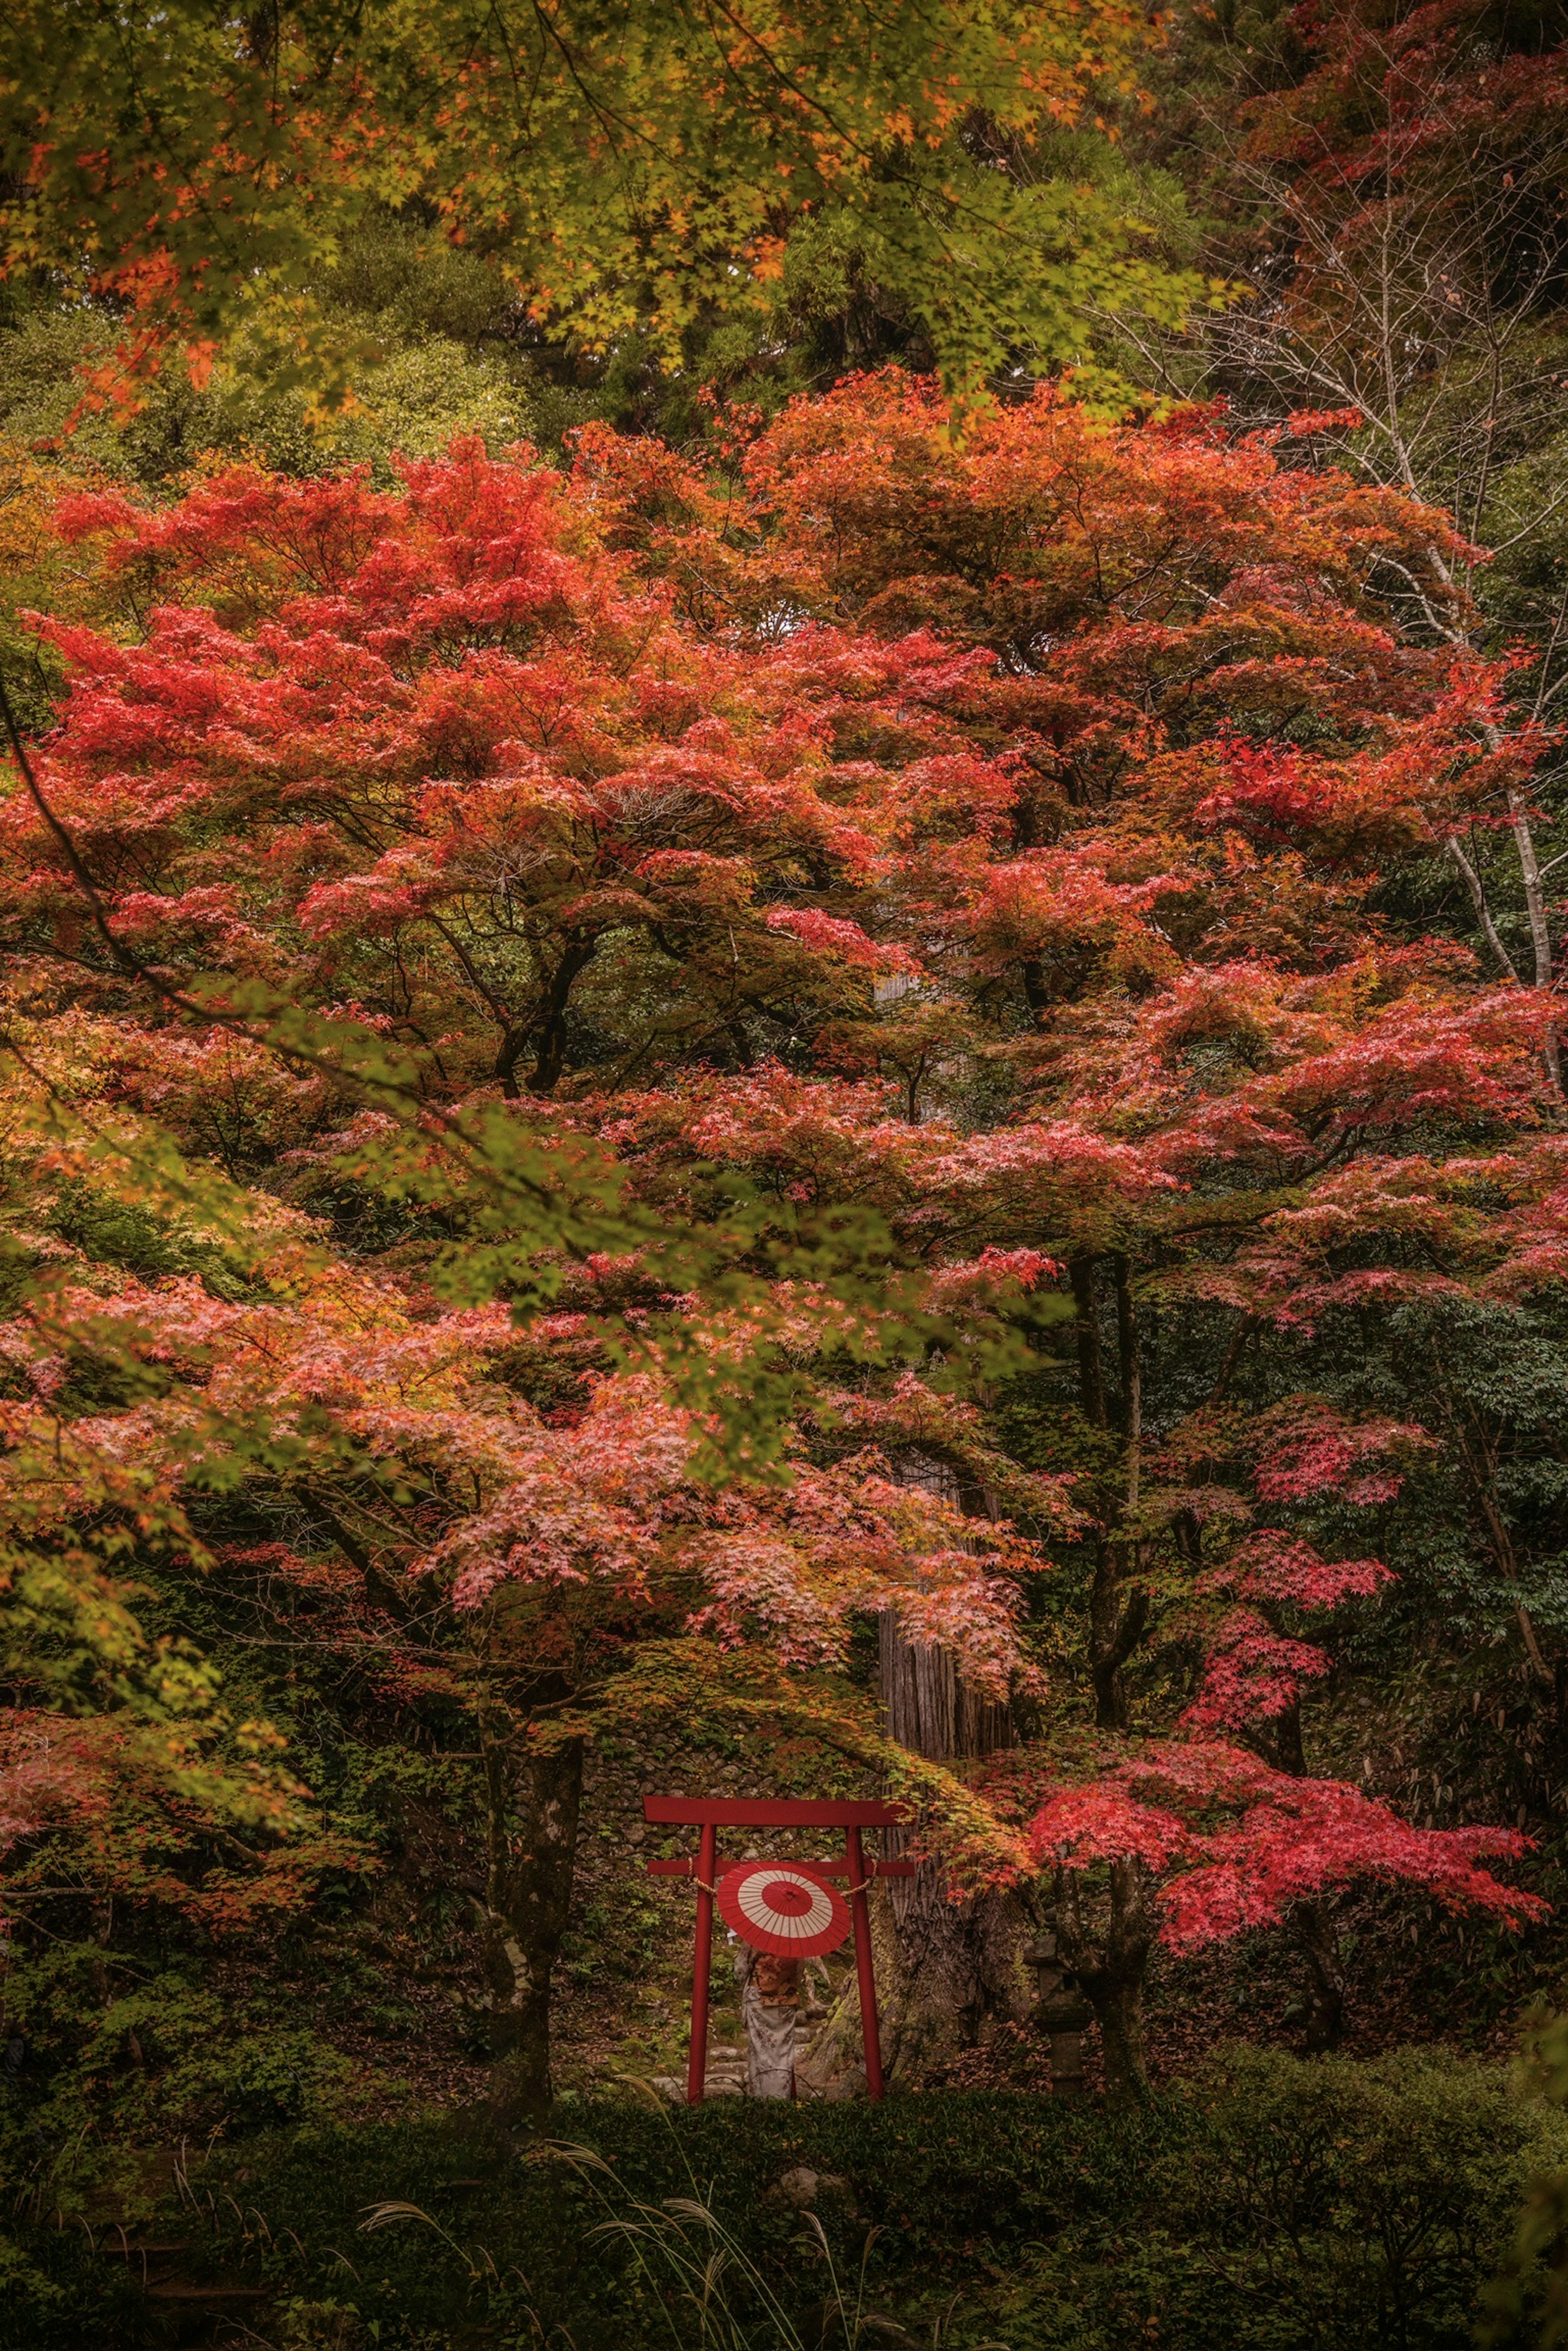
[0,367,1557,2116]
[1133,0,1568,1097]
[0,0,1215,419]
[564,373,1560,2084]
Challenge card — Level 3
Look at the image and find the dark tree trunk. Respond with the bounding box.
[493,1026,528,1101]
[528,939,597,1097]
[1069,1256,1108,1431]
[1051,1260,1159,2090]
[476,1684,584,2122]
[1080,1253,1148,1730]
[314,1518,587,2119]
[1089,1549,1149,1730]
[1293,1899,1346,2054]
[1250,1700,1348,2052]
[1085,1966,1149,2105]
[1056,1857,1154,2105]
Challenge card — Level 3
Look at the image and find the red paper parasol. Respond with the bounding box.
[716,1861,851,1958]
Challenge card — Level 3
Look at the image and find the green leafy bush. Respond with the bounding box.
[0,2228,149,2351]
[4,1965,360,2143]
[0,2056,1557,2349]
[1003,2048,1568,2351]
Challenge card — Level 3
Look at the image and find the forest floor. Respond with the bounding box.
[283,1881,1544,2136]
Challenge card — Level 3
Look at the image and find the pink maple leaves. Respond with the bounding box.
[1017,1392,1540,1951]
[764,907,919,975]
[2,372,1558,1988]
[1028,1741,1543,1951]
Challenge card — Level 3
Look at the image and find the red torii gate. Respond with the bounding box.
[643,1796,914,2103]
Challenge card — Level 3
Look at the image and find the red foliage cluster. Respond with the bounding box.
[0,371,1550,1967]
[1027,1738,1543,1950]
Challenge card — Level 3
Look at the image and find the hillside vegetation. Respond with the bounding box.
[3,4,1568,2345]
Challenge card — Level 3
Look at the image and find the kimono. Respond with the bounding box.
[735,1942,802,2098]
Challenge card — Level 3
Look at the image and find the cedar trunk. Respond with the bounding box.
[801,1544,1031,2092]
[872,1607,1031,2080]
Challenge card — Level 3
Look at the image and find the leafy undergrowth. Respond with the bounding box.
[2,2050,1564,2349]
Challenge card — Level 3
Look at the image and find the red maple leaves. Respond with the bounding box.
[1027,1740,1543,1951]
[0,372,1552,1978]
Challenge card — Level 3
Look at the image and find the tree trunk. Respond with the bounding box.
[1250,1701,1350,2049]
[1056,1857,1154,2106]
[802,1450,1031,2090]
[527,939,597,1097]
[1293,1899,1346,2054]
[1085,1253,1149,1730]
[1086,1965,1149,2106]
[476,1688,584,2123]
[869,1606,1031,2081]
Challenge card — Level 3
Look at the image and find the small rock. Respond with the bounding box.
[764,2166,856,2213]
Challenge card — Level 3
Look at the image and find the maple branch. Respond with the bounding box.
[0,669,140,982]
[0,666,581,1224]
[1446,833,1519,982]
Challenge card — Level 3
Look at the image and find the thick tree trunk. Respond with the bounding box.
[802,1452,1031,2090]
[476,1688,584,2122]
[1085,1965,1149,2105]
[870,1608,1030,2081]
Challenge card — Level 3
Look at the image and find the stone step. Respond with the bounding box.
[651,2032,824,2103]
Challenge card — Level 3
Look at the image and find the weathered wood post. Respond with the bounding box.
[686,1819,718,2106]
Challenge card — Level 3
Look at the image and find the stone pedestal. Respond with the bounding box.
[1024,1933,1092,2096]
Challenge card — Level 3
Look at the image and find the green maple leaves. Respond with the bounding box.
[0,0,1220,413]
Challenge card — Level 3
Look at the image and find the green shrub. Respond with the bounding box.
[7,1967,361,2142]
[0,2218,151,2350]
[1002,2047,1568,2351]
[0,2054,1556,2349]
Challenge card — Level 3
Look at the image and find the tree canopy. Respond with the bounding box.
[0,0,1212,411]
[5,13,1568,2337]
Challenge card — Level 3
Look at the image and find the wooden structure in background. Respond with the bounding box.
[643,1796,915,2103]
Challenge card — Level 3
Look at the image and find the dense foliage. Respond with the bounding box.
[8,2056,1566,2349]
[0,0,1212,411]
[6,1,1568,2344]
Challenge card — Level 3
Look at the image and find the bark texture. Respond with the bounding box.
[872,1604,1031,2079]
[476,1685,584,2121]
[801,1448,1031,2090]
[1055,1856,1154,2106]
